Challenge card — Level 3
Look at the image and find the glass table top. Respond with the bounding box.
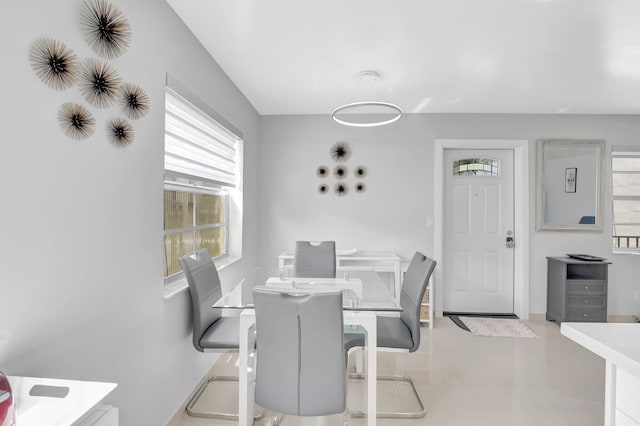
[213,270,401,312]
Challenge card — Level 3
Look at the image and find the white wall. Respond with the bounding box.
[257,114,640,316]
[0,1,259,424]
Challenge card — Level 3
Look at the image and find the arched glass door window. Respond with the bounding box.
[453,158,500,176]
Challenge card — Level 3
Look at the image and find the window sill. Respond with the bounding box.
[163,255,242,300]
[612,250,640,256]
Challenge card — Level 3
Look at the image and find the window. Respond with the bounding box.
[164,188,227,277]
[612,147,640,250]
[164,85,242,278]
[453,158,499,176]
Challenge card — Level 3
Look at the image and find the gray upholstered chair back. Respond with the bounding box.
[253,288,347,416]
[400,252,436,352]
[179,249,223,352]
[293,241,336,278]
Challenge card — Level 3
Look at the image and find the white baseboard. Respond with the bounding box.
[528,313,545,320]
[526,313,637,323]
[608,314,638,323]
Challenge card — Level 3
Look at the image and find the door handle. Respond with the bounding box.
[505,230,515,248]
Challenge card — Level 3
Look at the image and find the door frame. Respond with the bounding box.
[434,139,530,319]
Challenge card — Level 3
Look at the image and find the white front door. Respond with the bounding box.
[443,149,515,314]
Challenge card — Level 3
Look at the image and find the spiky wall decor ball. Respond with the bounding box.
[29,38,80,90]
[79,59,122,108]
[333,165,348,180]
[57,103,96,140]
[330,142,351,162]
[119,83,150,120]
[318,184,329,194]
[80,0,131,59]
[355,182,366,193]
[316,165,328,178]
[334,183,348,197]
[355,166,367,178]
[108,117,134,147]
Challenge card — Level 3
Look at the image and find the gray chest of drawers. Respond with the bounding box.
[546,257,611,323]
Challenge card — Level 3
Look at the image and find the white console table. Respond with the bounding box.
[8,376,118,426]
[278,250,402,300]
[561,323,640,425]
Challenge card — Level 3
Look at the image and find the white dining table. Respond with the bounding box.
[213,270,401,426]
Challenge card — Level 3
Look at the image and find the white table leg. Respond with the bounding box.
[346,312,376,426]
[355,349,364,375]
[278,258,285,278]
[239,311,255,426]
[604,360,616,426]
[393,261,402,301]
[365,314,377,426]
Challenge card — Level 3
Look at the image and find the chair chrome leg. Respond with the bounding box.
[185,375,263,420]
[267,413,284,426]
[347,373,427,419]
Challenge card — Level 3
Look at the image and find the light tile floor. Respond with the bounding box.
[168,317,605,426]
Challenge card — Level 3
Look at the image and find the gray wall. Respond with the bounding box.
[257,114,640,315]
[0,1,259,424]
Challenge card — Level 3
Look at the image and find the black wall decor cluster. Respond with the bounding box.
[28,0,149,147]
[317,142,368,197]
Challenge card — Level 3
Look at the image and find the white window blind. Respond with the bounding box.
[164,87,239,187]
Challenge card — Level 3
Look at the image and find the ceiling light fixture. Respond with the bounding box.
[331,71,402,128]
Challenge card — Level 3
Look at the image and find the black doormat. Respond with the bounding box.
[444,312,519,332]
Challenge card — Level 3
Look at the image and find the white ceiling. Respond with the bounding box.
[167,0,640,115]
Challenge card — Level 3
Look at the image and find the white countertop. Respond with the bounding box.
[8,376,117,426]
[561,322,640,378]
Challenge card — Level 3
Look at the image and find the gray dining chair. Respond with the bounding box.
[293,240,336,278]
[253,287,348,425]
[344,251,436,419]
[179,249,260,421]
[579,215,596,224]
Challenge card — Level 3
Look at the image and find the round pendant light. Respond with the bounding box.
[331,101,402,127]
[331,71,402,127]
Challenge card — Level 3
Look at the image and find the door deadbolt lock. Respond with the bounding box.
[506,236,515,248]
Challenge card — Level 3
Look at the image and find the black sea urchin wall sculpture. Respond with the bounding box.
[79,58,122,108]
[316,165,328,178]
[333,165,348,180]
[29,38,80,90]
[119,83,150,120]
[334,182,348,197]
[107,117,134,147]
[330,142,351,163]
[354,166,367,178]
[57,103,96,140]
[80,0,131,59]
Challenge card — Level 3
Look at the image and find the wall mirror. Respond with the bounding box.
[536,139,605,231]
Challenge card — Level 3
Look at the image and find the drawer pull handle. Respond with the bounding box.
[584,286,589,290]
[584,300,589,304]
[583,313,588,317]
